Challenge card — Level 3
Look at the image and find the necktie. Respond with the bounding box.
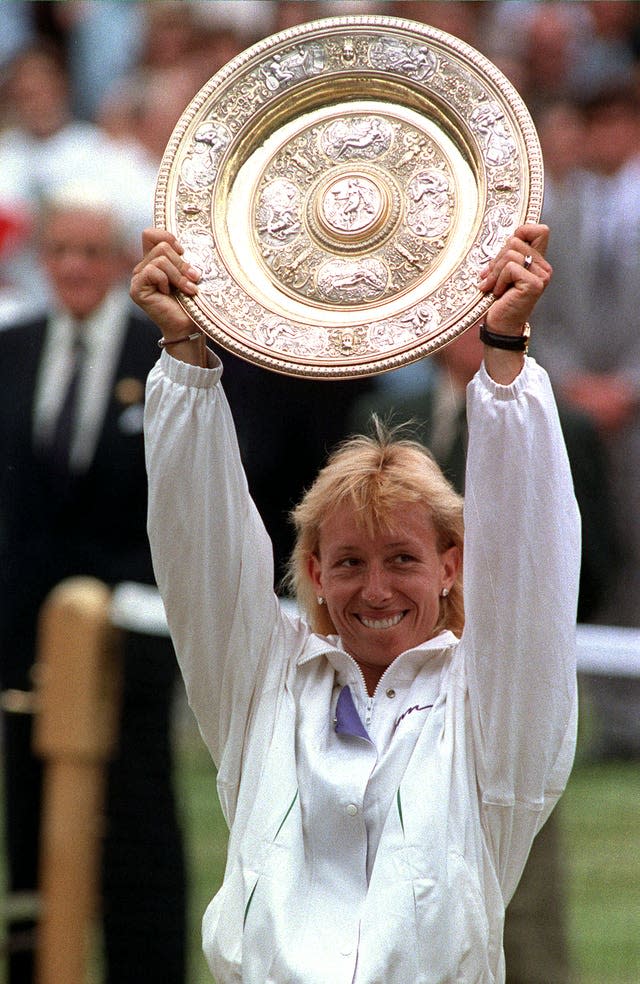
[46,326,85,484]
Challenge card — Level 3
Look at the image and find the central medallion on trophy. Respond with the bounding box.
[308,166,400,254]
[317,173,389,240]
[252,110,457,309]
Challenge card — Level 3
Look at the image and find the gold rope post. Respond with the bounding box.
[32,577,122,984]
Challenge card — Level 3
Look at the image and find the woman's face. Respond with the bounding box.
[309,501,460,690]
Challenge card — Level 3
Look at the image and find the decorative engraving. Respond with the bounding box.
[371,301,440,348]
[253,112,456,307]
[260,43,325,91]
[406,169,453,238]
[179,229,230,301]
[321,176,383,234]
[478,204,517,261]
[317,257,388,303]
[256,318,328,356]
[369,36,438,81]
[329,325,369,355]
[321,117,393,160]
[340,37,357,66]
[257,179,302,244]
[180,122,231,190]
[469,102,517,167]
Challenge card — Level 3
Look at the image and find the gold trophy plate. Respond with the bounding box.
[155,14,543,378]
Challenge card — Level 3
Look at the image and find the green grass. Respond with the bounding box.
[563,761,640,984]
[2,699,639,983]
[174,713,228,984]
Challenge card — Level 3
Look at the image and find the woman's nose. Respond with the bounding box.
[361,563,392,603]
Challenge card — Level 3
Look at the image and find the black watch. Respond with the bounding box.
[479,322,530,353]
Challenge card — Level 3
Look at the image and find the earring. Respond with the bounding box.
[440,587,449,598]
[317,596,324,605]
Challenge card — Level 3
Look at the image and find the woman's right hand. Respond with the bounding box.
[130,228,201,339]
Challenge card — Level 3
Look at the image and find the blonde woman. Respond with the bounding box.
[132,222,580,983]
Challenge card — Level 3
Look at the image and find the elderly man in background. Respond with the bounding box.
[0,188,186,984]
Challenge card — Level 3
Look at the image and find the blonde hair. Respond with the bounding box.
[285,419,465,638]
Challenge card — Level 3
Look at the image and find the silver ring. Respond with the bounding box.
[523,254,533,271]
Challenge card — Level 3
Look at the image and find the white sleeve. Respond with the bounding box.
[461,357,580,842]
[144,350,294,775]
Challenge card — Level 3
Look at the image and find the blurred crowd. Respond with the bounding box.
[0,0,639,316]
[1,3,639,984]
[2,0,638,713]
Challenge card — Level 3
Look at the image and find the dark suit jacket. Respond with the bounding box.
[0,308,160,688]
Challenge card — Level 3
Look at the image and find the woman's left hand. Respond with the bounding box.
[479,223,552,335]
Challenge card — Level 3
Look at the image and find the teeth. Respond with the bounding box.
[360,613,404,630]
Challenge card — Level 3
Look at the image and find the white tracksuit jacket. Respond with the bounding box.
[144,350,581,983]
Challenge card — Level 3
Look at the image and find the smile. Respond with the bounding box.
[358,612,405,630]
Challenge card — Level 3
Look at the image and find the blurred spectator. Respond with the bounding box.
[274,0,326,32]
[485,1,640,113]
[532,82,640,759]
[0,40,152,321]
[0,1,35,76]
[43,1,145,122]
[390,0,486,46]
[536,98,587,212]
[522,3,592,112]
[187,24,246,83]
[0,186,187,984]
[97,67,203,176]
[191,0,275,44]
[573,1,640,97]
[138,1,199,67]
[322,0,387,17]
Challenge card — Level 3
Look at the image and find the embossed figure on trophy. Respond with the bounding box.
[317,258,388,304]
[179,229,229,301]
[329,119,389,160]
[180,122,230,191]
[340,38,357,66]
[268,246,313,292]
[407,169,452,238]
[287,248,313,290]
[470,103,516,167]
[336,328,355,354]
[479,204,515,262]
[261,44,325,92]
[395,302,439,337]
[369,39,438,82]
[322,118,393,162]
[258,318,326,356]
[332,267,384,290]
[397,132,430,169]
[326,178,379,232]
[258,179,301,243]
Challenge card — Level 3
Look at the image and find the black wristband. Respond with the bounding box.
[479,322,530,352]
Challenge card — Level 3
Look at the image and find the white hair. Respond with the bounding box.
[40,181,130,249]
